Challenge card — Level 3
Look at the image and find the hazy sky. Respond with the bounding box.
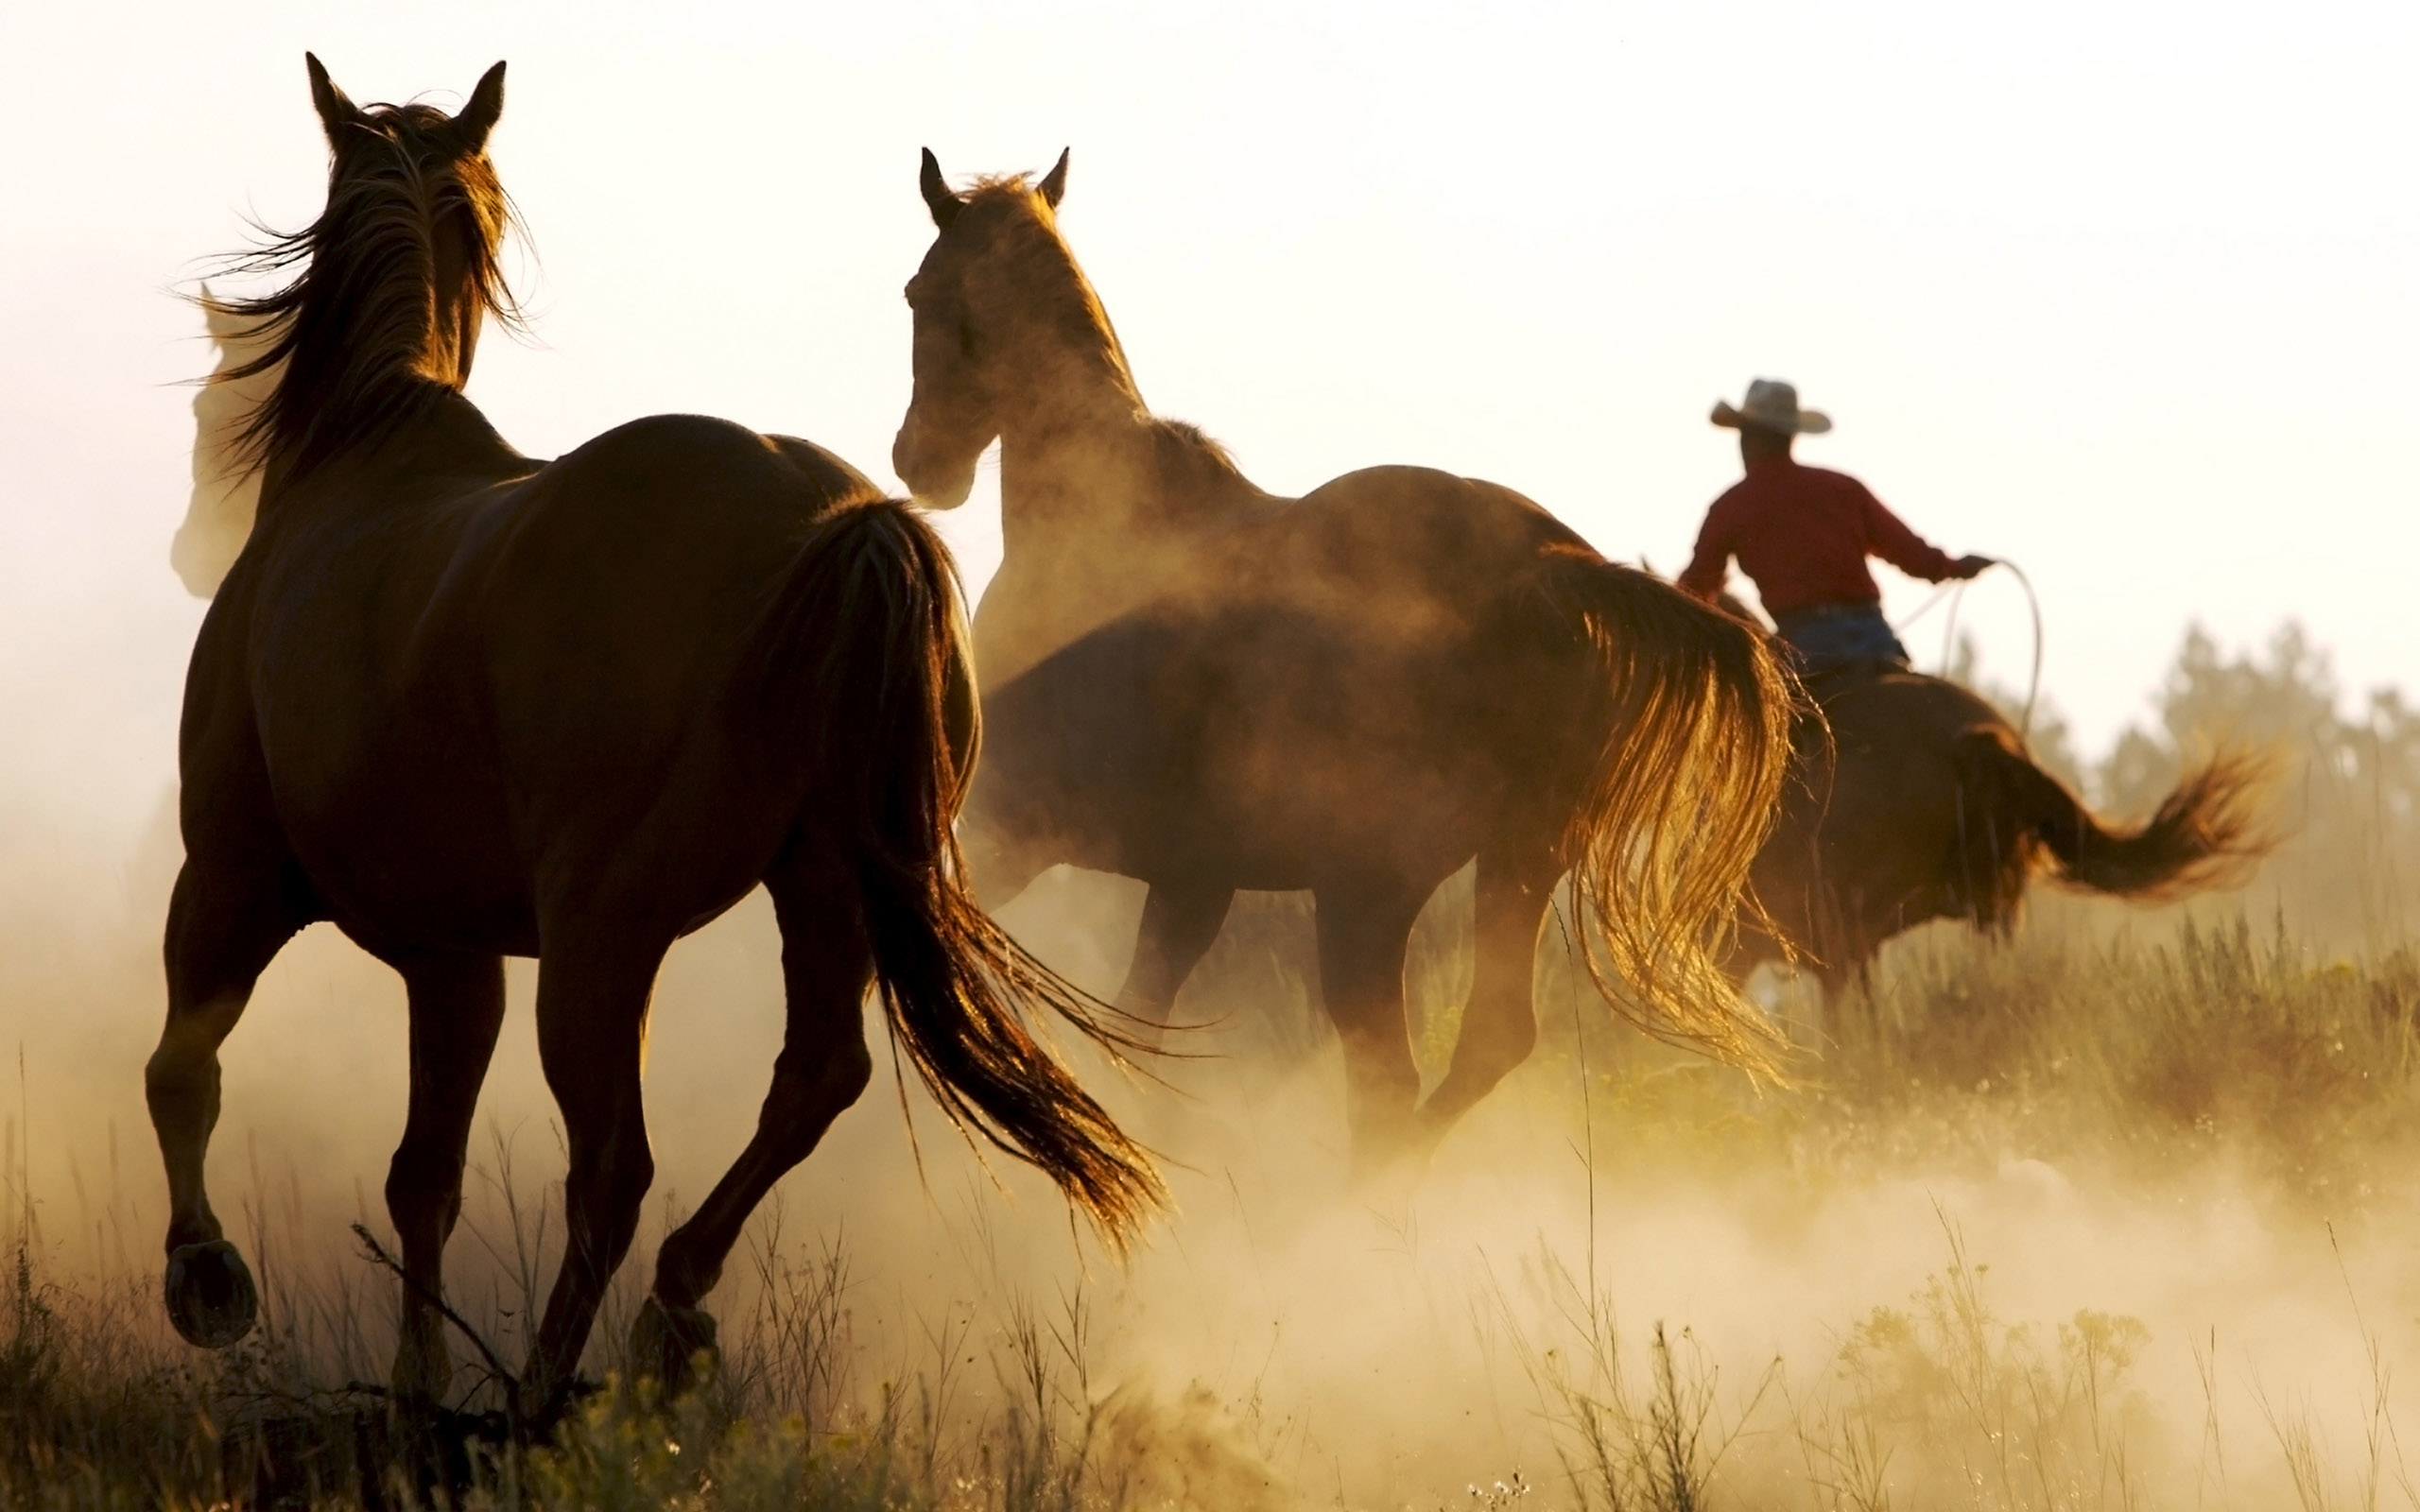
[5,0,2416,863]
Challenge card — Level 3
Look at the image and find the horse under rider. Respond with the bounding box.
[1677,378,1991,674]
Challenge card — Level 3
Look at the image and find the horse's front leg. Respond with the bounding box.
[956,780,1057,914]
[147,850,310,1350]
[1114,878,1236,1035]
[1310,875,1429,1183]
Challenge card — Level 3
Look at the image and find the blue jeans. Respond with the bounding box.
[1774,604,1910,673]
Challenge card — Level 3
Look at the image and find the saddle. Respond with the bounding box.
[1795,654,1910,702]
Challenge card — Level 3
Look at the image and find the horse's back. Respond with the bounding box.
[977,594,1503,886]
[1283,465,1586,596]
[1822,670,2007,749]
[976,471,1601,886]
[246,412,858,762]
[229,411,889,947]
[478,415,878,662]
[1766,670,2033,958]
[463,416,892,889]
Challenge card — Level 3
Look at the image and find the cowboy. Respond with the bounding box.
[1678,379,1991,672]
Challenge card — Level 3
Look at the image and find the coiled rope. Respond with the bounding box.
[1893,558,2045,742]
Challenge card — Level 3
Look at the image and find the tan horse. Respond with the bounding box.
[149,60,1157,1418]
[1735,667,2272,997]
[892,153,1798,1170]
[172,292,276,597]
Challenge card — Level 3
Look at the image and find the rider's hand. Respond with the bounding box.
[1954,554,1995,579]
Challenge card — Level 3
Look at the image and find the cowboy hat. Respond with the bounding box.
[1711,378,1832,435]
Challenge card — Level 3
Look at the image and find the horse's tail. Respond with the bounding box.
[1963,730,2274,902]
[752,499,1163,1246]
[1543,550,1800,1073]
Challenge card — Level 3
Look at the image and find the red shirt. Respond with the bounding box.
[1677,458,1961,615]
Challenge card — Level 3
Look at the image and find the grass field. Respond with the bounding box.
[10,888,2420,1510]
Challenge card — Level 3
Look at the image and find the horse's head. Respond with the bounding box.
[894,149,1130,509]
[301,54,513,388]
[207,56,521,488]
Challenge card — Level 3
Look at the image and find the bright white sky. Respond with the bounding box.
[4,0,2416,864]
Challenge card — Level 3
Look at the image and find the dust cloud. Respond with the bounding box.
[10,773,2420,1507]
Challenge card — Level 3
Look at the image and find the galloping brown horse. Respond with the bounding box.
[1734,666,2272,996]
[892,153,1798,1169]
[148,60,1157,1416]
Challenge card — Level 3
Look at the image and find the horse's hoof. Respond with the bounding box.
[164,1240,258,1348]
[631,1296,719,1395]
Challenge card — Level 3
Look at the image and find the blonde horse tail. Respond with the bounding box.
[755,500,1164,1245]
[1546,551,1800,1074]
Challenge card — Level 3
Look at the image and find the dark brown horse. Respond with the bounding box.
[147,60,1157,1417]
[891,153,1799,1170]
[1733,665,2273,996]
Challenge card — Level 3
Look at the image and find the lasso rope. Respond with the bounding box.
[1893,559,2045,743]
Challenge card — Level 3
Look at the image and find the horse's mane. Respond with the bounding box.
[1146,418,1264,509]
[950,179,1263,511]
[207,100,523,481]
[957,176,1147,409]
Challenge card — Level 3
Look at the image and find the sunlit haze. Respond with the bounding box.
[6,0,2416,865]
[10,9,2420,1503]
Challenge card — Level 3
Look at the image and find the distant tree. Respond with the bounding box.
[2093,622,2420,950]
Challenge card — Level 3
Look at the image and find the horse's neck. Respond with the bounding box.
[256,387,526,525]
[980,411,1266,683]
[394,387,524,475]
[998,421,1152,554]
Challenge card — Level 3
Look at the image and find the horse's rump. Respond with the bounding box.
[1758,671,2276,983]
[735,498,1159,1233]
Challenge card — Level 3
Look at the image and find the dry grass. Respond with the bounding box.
[11,902,2420,1508]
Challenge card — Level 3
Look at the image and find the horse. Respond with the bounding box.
[1731,662,2273,1000]
[172,289,275,597]
[147,59,1159,1418]
[890,152,1799,1171]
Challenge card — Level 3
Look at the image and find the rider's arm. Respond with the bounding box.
[1675,496,1738,602]
[1858,483,1965,583]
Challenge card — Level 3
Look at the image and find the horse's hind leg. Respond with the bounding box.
[640,848,873,1393]
[1417,847,1557,1143]
[146,852,310,1348]
[1115,879,1236,1030]
[1310,875,1429,1180]
[520,922,669,1418]
[383,952,507,1405]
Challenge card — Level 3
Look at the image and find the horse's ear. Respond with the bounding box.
[1037,148,1069,210]
[921,148,963,229]
[199,283,244,343]
[304,53,360,145]
[454,60,506,151]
